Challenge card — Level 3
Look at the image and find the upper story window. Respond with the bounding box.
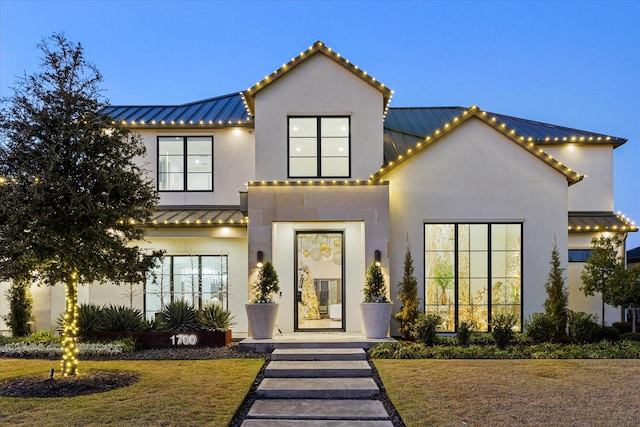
[288,116,350,178]
[158,136,213,191]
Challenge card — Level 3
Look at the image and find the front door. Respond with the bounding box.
[295,231,345,331]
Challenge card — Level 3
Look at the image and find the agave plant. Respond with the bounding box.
[56,303,104,334]
[198,303,236,331]
[94,305,145,332]
[157,300,200,332]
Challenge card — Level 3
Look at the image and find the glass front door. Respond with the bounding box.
[295,231,344,331]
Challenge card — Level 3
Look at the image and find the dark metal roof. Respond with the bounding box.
[628,246,640,264]
[104,93,251,126]
[383,107,627,165]
[148,207,246,226]
[568,212,638,233]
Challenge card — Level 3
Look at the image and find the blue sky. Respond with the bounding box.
[1,0,639,248]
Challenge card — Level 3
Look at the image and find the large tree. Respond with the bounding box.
[0,33,162,375]
[580,235,628,327]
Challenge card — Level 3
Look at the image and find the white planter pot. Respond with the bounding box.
[245,303,279,339]
[360,303,393,338]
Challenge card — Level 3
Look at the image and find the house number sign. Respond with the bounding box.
[170,334,198,346]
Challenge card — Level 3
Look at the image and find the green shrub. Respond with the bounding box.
[411,312,441,346]
[469,332,495,346]
[596,326,620,342]
[612,321,632,334]
[198,303,236,331]
[621,332,640,342]
[491,312,518,348]
[157,300,200,332]
[457,320,474,346]
[525,312,557,343]
[94,305,145,332]
[3,280,33,337]
[567,311,600,344]
[19,329,61,345]
[368,341,403,359]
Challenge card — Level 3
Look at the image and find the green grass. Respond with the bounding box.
[0,358,263,426]
[376,359,640,426]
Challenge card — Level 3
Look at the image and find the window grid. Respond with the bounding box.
[157,136,213,192]
[288,116,350,178]
[144,255,228,320]
[424,223,522,333]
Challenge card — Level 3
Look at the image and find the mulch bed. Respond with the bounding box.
[0,370,140,398]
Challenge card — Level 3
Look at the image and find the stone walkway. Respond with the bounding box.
[240,347,394,426]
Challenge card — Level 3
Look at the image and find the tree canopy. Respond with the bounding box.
[580,235,628,326]
[0,33,162,374]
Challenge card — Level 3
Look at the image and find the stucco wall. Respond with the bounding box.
[544,145,614,212]
[247,184,389,333]
[136,127,254,206]
[0,229,248,334]
[383,118,570,327]
[253,54,384,181]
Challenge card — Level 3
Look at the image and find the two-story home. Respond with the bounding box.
[1,41,636,336]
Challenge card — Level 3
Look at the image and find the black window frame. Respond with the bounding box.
[144,255,229,320]
[568,249,592,262]
[423,222,523,332]
[287,116,351,179]
[157,136,214,192]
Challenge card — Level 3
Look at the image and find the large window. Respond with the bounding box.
[425,223,522,332]
[288,117,350,178]
[144,255,228,320]
[158,136,213,191]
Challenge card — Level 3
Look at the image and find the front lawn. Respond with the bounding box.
[376,359,640,426]
[0,358,263,426]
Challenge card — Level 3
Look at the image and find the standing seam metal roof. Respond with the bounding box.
[103,93,251,125]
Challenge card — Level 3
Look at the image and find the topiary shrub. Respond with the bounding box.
[94,305,145,332]
[491,312,518,348]
[457,320,474,346]
[525,312,557,343]
[411,312,441,346]
[567,311,600,344]
[198,303,236,331]
[612,321,632,334]
[157,300,200,332]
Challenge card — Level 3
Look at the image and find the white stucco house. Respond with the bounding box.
[1,41,637,336]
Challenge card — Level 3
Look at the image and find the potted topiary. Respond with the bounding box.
[245,261,280,339]
[360,261,393,338]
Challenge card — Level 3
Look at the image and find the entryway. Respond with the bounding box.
[294,231,344,331]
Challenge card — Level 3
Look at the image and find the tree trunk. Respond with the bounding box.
[60,271,79,376]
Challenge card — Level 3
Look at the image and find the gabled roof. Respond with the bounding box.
[384,107,627,165]
[628,246,640,263]
[375,106,585,185]
[568,211,638,233]
[241,41,393,117]
[103,93,252,127]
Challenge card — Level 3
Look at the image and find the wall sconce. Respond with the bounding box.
[374,250,381,266]
[257,250,264,268]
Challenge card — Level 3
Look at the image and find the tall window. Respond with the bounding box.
[158,136,213,191]
[144,255,228,320]
[288,117,350,178]
[425,223,522,332]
